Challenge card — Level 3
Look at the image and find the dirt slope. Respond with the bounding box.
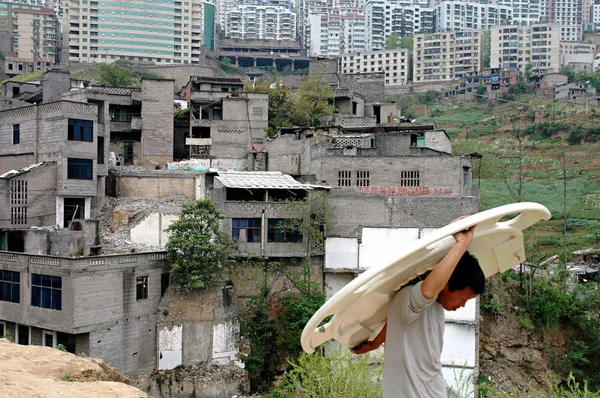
[0,339,148,397]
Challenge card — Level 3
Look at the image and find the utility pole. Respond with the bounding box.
[562,151,567,288]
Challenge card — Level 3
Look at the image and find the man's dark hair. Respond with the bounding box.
[448,251,485,294]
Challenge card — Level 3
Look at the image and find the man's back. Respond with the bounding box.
[383,282,446,397]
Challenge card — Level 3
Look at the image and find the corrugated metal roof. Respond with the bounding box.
[0,162,44,179]
[216,171,312,189]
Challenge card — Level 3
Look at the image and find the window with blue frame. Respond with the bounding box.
[232,218,261,242]
[67,158,93,180]
[267,219,302,243]
[68,119,93,142]
[31,274,61,310]
[0,270,20,303]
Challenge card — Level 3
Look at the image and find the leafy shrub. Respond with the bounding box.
[266,344,383,398]
[529,281,570,327]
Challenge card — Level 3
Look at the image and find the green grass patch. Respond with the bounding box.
[2,71,44,84]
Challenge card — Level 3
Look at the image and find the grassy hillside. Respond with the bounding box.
[392,93,600,257]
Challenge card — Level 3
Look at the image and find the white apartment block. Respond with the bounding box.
[226,5,296,41]
[593,2,600,24]
[308,10,365,56]
[560,40,596,65]
[365,0,434,51]
[65,0,215,65]
[413,30,483,82]
[339,49,411,85]
[490,24,560,74]
[496,0,541,25]
[541,0,583,41]
[434,1,513,31]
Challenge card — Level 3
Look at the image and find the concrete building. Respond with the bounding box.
[339,49,412,86]
[496,0,542,25]
[62,78,175,168]
[444,67,519,101]
[560,40,596,65]
[491,24,561,74]
[541,0,584,41]
[185,76,268,162]
[307,8,366,57]
[64,0,215,65]
[12,6,59,63]
[434,1,512,32]
[0,251,170,374]
[413,30,483,83]
[225,5,296,41]
[365,0,434,52]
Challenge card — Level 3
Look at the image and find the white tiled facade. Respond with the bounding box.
[496,0,542,25]
[413,30,483,82]
[13,7,59,63]
[434,1,513,31]
[226,5,296,41]
[490,24,560,73]
[307,8,365,57]
[365,0,434,51]
[339,49,411,85]
[542,0,583,41]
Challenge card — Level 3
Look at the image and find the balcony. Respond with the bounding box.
[185,137,212,146]
[110,116,142,132]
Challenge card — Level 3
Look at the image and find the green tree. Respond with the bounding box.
[483,31,491,68]
[98,63,134,87]
[475,85,487,102]
[400,35,413,51]
[560,65,576,83]
[291,77,334,127]
[385,33,402,50]
[245,82,295,137]
[524,62,533,80]
[166,199,235,292]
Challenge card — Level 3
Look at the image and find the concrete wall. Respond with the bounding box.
[327,193,479,237]
[0,251,169,375]
[116,174,196,199]
[0,162,57,229]
[130,213,178,248]
[42,70,71,103]
[140,79,175,166]
[142,64,215,90]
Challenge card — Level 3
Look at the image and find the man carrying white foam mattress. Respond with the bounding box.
[351,219,485,398]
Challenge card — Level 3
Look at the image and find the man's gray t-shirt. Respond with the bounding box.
[383,281,446,397]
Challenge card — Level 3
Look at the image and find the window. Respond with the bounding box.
[97,137,104,164]
[232,218,261,242]
[400,171,420,187]
[12,124,19,144]
[68,119,93,141]
[0,270,20,303]
[10,180,27,225]
[42,330,57,348]
[338,170,352,186]
[161,273,169,297]
[136,276,148,300]
[67,158,93,180]
[356,171,370,187]
[267,219,302,243]
[0,322,5,338]
[463,167,470,188]
[16,324,30,345]
[31,274,62,310]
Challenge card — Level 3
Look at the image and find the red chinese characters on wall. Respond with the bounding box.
[355,186,454,195]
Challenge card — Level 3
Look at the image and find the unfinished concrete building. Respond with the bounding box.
[0,251,169,375]
[185,76,268,162]
[63,78,175,167]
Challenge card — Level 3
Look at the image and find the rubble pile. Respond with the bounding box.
[98,192,191,254]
